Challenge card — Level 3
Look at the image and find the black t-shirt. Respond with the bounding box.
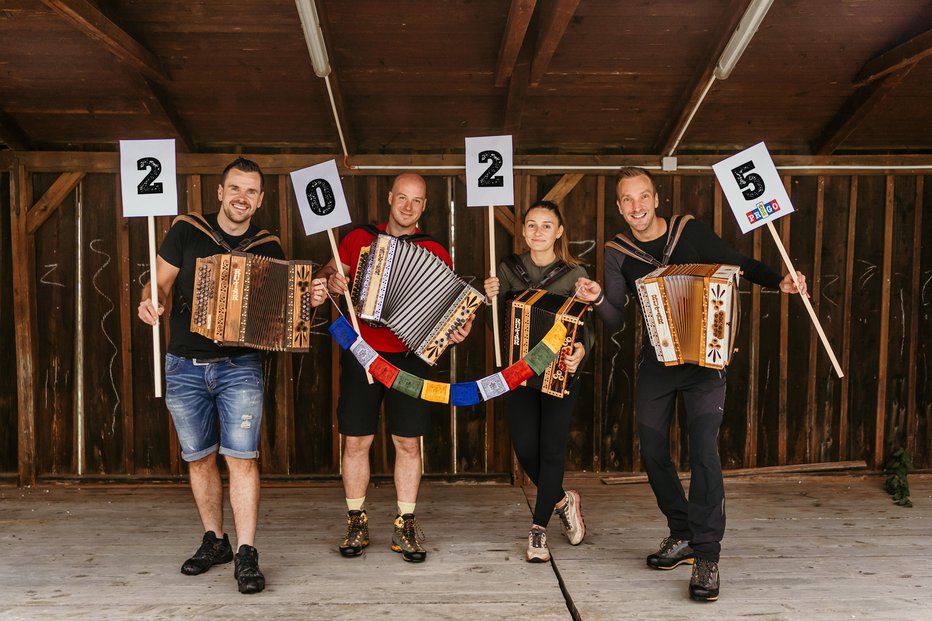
[158,212,285,358]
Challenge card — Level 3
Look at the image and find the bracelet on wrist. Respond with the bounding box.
[593,290,605,306]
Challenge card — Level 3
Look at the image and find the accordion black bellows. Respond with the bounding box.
[191,252,317,352]
[507,289,588,397]
[351,234,485,365]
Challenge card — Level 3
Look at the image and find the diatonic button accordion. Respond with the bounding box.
[507,289,588,397]
[350,234,485,365]
[635,263,740,369]
[191,252,317,352]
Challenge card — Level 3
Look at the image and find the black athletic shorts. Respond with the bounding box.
[336,348,432,437]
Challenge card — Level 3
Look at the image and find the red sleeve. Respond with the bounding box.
[420,240,452,267]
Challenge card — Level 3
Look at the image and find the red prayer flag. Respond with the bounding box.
[368,356,399,387]
[502,359,534,389]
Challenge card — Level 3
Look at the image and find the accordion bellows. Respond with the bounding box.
[351,234,485,365]
[508,289,588,397]
[191,252,317,352]
[635,264,740,369]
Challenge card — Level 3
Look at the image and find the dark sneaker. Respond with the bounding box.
[339,509,370,557]
[689,558,720,601]
[234,545,265,594]
[526,526,550,563]
[646,536,696,569]
[391,513,427,562]
[554,490,586,545]
[181,531,233,575]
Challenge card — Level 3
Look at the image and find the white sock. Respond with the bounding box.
[346,496,365,512]
[397,501,416,516]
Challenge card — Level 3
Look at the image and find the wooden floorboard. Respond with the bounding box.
[1,475,930,619]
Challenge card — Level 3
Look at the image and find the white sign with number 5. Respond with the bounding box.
[465,135,514,207]
[119,139,179,218]
[712,141,794,234]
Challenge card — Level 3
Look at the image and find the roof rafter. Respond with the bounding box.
[39,0,169,83]
[0,107,32,151]
[854,27,932,86]
[813,66,914,155]
[655,0,750,156]
[503,40,533,135]
[529,0,580,87]
[123,70,195,152]
[494,0,537,88]
[314,0,356,155]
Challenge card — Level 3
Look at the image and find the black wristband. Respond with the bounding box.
[593,290,605,306]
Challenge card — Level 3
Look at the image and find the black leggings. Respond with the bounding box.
[636,352,726,562]
[506,385,579,527]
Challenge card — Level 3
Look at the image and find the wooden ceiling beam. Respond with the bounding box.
[494,0,537,88]
[40,0,169,83]
[0,108,32,151]
[503,41,532,136]
[813,66,914,155]
[854,27,932,86]
[315,0,356,155]
[655,0,750,156]
[123,69,194,152]
[529,0,580,87]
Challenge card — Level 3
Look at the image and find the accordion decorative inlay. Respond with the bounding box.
[635,263,740,368]
[191,252,317,352]
[507,289,588,398]
[350,234,485,365]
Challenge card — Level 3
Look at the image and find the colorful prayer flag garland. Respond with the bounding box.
[328,315,567,405]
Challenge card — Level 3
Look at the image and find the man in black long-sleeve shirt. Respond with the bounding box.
[576,167,807,602]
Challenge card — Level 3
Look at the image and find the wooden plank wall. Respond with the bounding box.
[3,159,931,482]
[0,170,18,474]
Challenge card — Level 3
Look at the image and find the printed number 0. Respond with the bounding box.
[477,150,504,188]
[306,178,336,216]
[730,161,765,200]
[136,157,163,195]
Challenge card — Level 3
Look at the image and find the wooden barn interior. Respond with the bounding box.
[1,1,931,619]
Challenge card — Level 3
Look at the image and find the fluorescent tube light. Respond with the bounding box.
[714,0,774,80]
[296,0,331,78]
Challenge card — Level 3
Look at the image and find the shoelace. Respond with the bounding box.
[555,505,571,532]
[694,560,717,584]
[530,529,546,549]
[660,536,681,554]
[192,537,221,560]
[345,515,366,540]
[402,517,426,545]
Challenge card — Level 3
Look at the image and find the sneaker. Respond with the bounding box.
[646,536,696,570]
[554,490,586,545]
[180,531,233,575]
[689,558,720,601]
[526,526,550,563]
[391,513,427,562]
[339,510,370,558]
[233,545,266,594]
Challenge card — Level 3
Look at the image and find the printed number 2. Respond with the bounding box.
[137,157,163,195]
[477,150,504,187]
[730,160,765,200]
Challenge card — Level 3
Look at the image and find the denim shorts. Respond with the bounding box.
[164,352,264,461]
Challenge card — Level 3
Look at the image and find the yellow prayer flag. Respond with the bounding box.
[541,321,568,354]
[421,379,451,403]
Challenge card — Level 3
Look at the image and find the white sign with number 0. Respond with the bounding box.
[290,159,353,236]
[712,141,794,234]
[465,135,514,207]
[119,139,179,218]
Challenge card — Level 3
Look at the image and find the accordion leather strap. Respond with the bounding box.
[503,254,572,288]
[606,214,693,267]
[172,212,280,253]
[355,223,435,245]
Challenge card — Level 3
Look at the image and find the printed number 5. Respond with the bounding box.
[477,150,504,188]
[730,161,765,200]
[137,157,163,195]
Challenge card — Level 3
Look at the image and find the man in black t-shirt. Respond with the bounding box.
[138,157,325,594]
[576,167,807,602]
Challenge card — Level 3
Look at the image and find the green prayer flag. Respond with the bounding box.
[393,369,424,399]
[525,341,556,374]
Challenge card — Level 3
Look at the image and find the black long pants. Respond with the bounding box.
[506,385,579,528]
[636,352,726,562]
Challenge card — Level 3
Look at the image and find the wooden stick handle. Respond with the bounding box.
[489,205,502,367]
[328,228,373,384]
[766,222,843,378]
[147,216,163,398]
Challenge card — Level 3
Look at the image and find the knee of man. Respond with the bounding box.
[344,435,374,456]
[392,436,421,456]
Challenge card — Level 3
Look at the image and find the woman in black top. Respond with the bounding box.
[484,200,592,563]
